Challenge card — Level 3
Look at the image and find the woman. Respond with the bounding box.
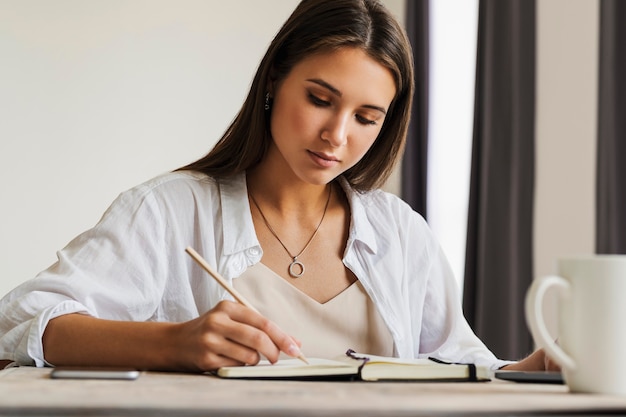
[0,0,550,372]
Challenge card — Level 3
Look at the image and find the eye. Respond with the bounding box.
[355,114,378,126]
[308,93,330,107]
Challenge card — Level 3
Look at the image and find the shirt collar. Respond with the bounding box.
[337,177,378,255]
[219,173,379,256]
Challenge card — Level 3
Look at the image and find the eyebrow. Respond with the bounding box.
[306,78,387,115]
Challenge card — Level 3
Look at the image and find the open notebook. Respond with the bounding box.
[216,349,490,382]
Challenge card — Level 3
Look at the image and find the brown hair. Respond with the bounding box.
[179,0,414,192]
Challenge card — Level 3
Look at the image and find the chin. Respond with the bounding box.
[298,171,338,186]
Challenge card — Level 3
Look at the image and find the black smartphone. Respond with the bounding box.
[50,366,140,380]
[494,370,563,384]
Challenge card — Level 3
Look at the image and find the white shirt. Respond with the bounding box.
[0,171,512,369]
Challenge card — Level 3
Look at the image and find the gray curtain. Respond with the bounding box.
[597,0,626,254]
[401,0,429,217]
[463,0,536,360]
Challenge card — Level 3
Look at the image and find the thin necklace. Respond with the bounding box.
[249,185,332,278]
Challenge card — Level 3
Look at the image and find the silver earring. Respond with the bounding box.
[264,92,271,111]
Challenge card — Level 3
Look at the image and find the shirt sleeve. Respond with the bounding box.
[341,185,514,371]
[416,227,514,370]
[0,184,168,366]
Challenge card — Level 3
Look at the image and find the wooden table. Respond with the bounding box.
[2,366,626,416]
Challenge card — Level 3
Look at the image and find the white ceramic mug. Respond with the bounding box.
[525,255,626,395]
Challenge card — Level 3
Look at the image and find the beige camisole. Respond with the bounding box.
[233,263,394,359]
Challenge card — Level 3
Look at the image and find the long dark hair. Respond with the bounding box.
[179,0,414,192]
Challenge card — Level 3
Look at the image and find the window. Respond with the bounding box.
[427,0,479,295]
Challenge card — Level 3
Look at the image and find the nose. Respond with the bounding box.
[321,113,349,147]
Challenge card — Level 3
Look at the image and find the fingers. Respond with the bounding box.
[544,352,561,372]
[498,348,562,372]
[219,301,303,363]
[179,301,303,371]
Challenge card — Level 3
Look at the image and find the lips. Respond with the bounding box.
[308,150,340,168]
[310,151,339,162]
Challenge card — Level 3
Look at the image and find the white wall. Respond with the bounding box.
[0,0,404,297]
[1,0,600,305]
[534,0,599,334]
[534,0,599,278]
[0,0,302,296]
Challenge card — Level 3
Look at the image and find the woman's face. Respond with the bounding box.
[267,47,396,186]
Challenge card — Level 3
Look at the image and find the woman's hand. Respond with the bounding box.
[42,304,301,373]
[172,300,302,371]
[543,350,560,371]
[500,348,561,371]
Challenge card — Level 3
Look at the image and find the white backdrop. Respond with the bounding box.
[0,0,404,297]
[0,0,597,310]
[0,0,303,296]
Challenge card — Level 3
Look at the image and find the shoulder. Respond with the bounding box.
[99,171,227,223]
[113,170,227,207]
[132,170,218,198]
[340,179,426,227]
[339,179,442,261]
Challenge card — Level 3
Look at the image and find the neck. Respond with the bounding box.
[246,169,333,217]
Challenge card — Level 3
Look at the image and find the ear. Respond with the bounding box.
[266,79,275,97]
[267,66,278,96]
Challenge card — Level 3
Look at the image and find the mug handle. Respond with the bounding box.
[525,275,576,370]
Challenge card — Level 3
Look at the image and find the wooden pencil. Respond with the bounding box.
[185,246,309,365]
